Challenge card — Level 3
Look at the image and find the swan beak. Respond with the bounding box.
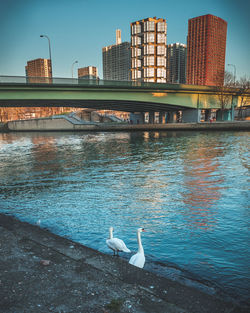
[142,228,146,232]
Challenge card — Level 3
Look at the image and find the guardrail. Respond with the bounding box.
[0,75,169,87]
[0,75,220,92]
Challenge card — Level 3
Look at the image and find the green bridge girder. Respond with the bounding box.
[0,76,238,112]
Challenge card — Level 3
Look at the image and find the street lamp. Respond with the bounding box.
[40,34,52,77]
[227,64,237,121]
[227,64,236,85]
[71,60,78,78]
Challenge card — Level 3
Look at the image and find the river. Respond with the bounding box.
[0,130,249,305]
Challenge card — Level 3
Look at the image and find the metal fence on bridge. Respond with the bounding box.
[0,75,217,92]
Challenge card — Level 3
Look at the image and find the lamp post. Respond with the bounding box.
[227,64,236,85]
[71,60,78,78]
[40,35,52,77]
[227,64,237,121]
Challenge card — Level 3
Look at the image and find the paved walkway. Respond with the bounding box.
[0,213,248,313]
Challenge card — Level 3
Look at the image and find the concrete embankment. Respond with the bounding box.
[4,116,250,132]
[0,213,248,313]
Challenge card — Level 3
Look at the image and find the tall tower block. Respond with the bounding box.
[187,14,227,86]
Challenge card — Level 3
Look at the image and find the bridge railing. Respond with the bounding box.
[0,75,182,89]
[0,75,241,94]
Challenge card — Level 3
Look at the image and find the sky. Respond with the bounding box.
[0,0,249,80]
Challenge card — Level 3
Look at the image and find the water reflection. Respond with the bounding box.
[182,138,225,230]
[31,136,61,173]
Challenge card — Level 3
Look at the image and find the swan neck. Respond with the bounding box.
[137,231,144,253]
[109,228,113,239]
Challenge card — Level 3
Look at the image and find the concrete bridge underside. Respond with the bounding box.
[1,98,186,112]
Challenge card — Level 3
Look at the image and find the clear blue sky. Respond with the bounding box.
[0,0,249,79]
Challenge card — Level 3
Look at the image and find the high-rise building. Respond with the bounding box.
[187,14,227,86]
[102,30,131,81]
[78,66,98,79]
[166,43,187,84]
[131,17,167,83]
[25,58,52,82]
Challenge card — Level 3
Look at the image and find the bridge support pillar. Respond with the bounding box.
[217,109,232,121]
[182,109,201,123]
[164,112,170,123]
[129,112,145,124]
[149,112,155,124]
[159,112,164,124]
[168,112,177,123]
[231,106,234,121]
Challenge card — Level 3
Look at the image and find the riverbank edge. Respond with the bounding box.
[1,119,250,132]
[0,213,248,313]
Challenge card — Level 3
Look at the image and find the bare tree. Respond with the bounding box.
[236,76,250,119]
[215,71,234,120]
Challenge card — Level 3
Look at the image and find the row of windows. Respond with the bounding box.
[132,68,166,78]
[131,33,166,45]
[131,46,166,57]
[131,21,166,35]
[143,78,166,83]
[131,56,166,67]
[132,57,166,68]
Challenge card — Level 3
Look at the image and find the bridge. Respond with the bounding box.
[0,76,239,122]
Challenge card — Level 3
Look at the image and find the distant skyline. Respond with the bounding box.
[0,0,249,80]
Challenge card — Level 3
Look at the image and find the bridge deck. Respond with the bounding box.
[0,76,240,112]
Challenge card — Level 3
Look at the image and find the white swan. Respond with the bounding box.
[129,228,145,268]
[106,227,131,256]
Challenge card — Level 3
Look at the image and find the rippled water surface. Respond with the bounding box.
[0,131,249,304]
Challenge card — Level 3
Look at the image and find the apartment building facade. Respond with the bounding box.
[186,14,227,86]
[102,30,131,81]
[78,66,98,79]
[131,17,167,83]
[25,58,52,82]
[166,43,187,84]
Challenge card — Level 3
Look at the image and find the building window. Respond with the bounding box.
[157,78,166,83]
[144,45,155,55]
[132,59,141,68]
[157,22,166,32]
[145,21,155,31]
[157,45,166,55]
[157,57,166,66]
[132,24,141,35]
[144,32,155,43]
[132,70,141,79]
[144,56,154,66]
[157,33,166,44]
[157,68,166,78]
[145,78,155,82]
[144,68,154,77]
[131,36,141,46]
[132,47,141,57]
